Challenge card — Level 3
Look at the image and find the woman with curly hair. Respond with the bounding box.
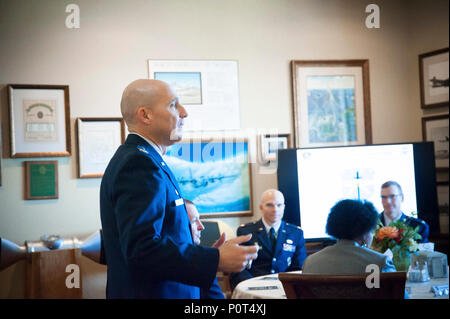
[302,199,396,274]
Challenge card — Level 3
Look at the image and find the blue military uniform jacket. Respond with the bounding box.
[230,219,307,289]
[379,212,429,243]
[98,229,224,299]
[100,134,219,299]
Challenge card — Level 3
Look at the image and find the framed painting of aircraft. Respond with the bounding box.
[163,137,253,218]
[419,48,449,109]
[422,114,449,170]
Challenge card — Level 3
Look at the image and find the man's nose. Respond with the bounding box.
[179,104,188,118]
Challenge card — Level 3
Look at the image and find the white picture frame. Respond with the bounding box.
[76,118,125,178]
[148,59,241,132]
[260,134,290,162]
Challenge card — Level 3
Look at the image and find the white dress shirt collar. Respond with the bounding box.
[383,212,402,227]
[261,218,281,237]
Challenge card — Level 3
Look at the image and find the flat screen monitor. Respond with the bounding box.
[277,142,439,241]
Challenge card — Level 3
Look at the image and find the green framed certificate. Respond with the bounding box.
[24,161,58,200]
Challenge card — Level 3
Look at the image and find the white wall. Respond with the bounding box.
[0,0,448,297]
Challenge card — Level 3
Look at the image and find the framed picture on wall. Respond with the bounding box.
[148,59,241,132]
[24,161,58,200]
[291,60,372,148]
[162,138,252,218]
[0,123,2,186]
[437,182,449,234]
[7,84,71,158]
[76,118,125,178]
[419,48,449,109]
[260,134,291,162]
[422,114,449,169]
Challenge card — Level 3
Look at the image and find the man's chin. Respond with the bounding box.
[169,129,183,142]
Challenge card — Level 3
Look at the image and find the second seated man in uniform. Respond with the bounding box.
[379,181,429,243]
[229,189,307,290]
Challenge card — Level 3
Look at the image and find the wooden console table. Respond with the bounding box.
[26,248,82,299]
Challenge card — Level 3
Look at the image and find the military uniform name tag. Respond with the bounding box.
[175,198,184,206]
[283,243,295,252]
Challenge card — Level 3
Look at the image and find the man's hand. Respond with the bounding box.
[212,232,226,249]
[217,234,258,273]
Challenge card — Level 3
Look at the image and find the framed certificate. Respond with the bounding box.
[7,84,71,158]
[76,117,125,178]
[24,161,58,200]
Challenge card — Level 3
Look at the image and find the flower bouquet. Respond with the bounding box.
[372,220,422,271]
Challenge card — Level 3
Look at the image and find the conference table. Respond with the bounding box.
[231,271,449,299]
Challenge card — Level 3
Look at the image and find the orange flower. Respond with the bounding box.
[377,226,400,240]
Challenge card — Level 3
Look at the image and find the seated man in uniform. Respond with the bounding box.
[229,189,307,290]
[379,181,429,243]
[184,199,225,299]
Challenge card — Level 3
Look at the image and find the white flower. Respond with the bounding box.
[408,238,418,252]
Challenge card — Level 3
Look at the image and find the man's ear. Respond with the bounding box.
[137,106,152,123]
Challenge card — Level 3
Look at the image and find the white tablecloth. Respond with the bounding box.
[232,271,449,299]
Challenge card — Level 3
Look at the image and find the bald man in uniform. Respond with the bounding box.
[229,189,307,290]
[100,79,257,299]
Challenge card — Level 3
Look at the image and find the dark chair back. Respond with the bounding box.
[279,272,406,299]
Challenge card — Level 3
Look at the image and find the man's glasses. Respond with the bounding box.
[381,194,402,200]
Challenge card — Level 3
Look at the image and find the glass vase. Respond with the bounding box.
[392,248,411,271]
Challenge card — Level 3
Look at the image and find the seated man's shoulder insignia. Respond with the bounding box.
[285,222,301,230]
[240,222,255,229]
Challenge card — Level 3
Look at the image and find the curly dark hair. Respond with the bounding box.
[326,199,379,240]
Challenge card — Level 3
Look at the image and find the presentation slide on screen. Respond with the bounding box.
[296,144,417,239]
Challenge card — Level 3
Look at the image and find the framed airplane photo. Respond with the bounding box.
[419,48,449,109]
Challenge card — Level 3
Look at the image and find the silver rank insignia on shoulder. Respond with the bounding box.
[137,146,148,154]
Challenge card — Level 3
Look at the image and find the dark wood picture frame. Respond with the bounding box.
[24,160,58,200]
[291,60,372,148]
[0,123,2,186]
[419,48,449,109]
[7,84,71,158]
[76,117,125,178]
[422,114,449,170]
